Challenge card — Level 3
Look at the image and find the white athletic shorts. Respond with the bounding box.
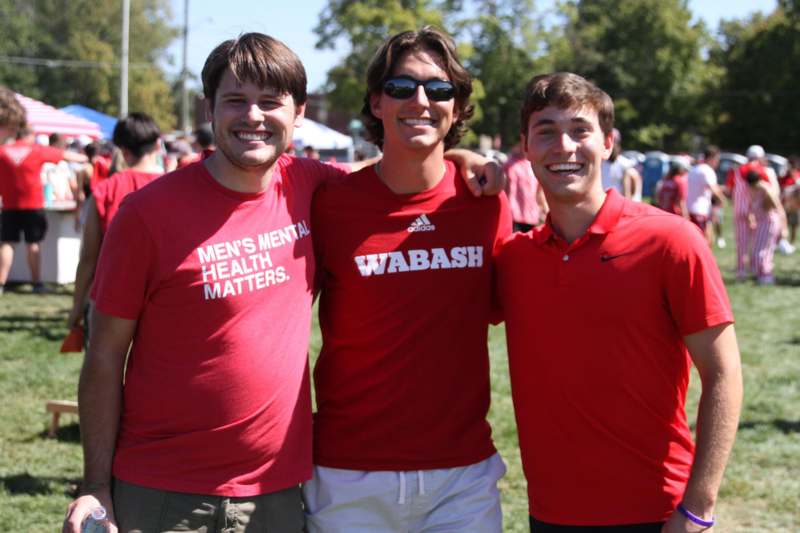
[303,453,506,533]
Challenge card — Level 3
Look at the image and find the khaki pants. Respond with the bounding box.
[113,478,304,532]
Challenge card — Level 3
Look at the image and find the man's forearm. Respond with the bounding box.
[681,364,743,515]
[78,351,124,489]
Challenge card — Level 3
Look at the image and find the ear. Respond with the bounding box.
[602,129,614,160]
[294,102,306,128]
[369,92,383,120]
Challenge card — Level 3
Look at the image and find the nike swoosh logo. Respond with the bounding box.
[600,252,633,262]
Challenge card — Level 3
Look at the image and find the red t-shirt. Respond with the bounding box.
[92,168,162,233]
[656,175,686,215]
[496,190,733,525]
[89,156,111,191]
[91,155,345,496]
[311,162,512,470]
[779,169,798,190]
[0,141,63,209]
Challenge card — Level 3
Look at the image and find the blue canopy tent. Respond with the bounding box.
[60,105,118,140]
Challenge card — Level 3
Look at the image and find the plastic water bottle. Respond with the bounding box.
[81,506,108,533]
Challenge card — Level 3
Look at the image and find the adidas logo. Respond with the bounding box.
[407,214,436,232]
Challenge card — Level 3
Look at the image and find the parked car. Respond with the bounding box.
[716,152,747,184]
[766,153,788,178]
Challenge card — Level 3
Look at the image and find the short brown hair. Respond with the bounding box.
[201,33,307,107]
[519,72,614,138]
[703,145,720,161]
[0,86,26,133]
[362,26,474,150]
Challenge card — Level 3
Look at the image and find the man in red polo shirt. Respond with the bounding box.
[496,72,743,532]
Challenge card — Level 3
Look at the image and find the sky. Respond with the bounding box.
[165,0,778,92]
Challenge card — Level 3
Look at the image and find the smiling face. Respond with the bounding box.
[208,69,304,175]
[369,48,457,156]
[523,104,613,205]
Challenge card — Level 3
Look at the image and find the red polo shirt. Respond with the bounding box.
[496,189,733,526]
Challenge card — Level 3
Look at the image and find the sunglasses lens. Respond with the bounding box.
[384,78,417,99]
[424,80,455,101]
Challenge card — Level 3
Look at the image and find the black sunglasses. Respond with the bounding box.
[383,76,456,102]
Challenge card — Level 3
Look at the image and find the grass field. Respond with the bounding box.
[0,223,798,531]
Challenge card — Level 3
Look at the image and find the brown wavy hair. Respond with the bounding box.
[362,26,473,150]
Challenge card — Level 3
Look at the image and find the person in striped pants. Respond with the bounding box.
[727,145,771,280]
[746,169,783,284]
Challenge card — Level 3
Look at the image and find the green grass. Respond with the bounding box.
[1,221,798,531]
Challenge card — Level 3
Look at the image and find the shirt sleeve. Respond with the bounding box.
[661,220,734,336]
[490,193,513,324]
[91,201,156,320]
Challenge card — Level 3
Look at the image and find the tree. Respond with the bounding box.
[713,5,800,153]
[0,0,179,130]
[555,0,716,151]
[314,0,451,116]
[458,0,553,147]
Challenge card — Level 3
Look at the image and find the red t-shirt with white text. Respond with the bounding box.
[312,162,512,470]
[0,141,63,209]
[91,156,344,496]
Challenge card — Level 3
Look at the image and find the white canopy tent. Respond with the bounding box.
[293,118,354,160]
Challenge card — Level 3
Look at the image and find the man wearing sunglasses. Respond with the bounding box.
[305,27,511,532]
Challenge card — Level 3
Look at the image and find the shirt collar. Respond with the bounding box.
[534,189,626,245]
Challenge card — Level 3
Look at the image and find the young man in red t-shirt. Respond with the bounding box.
[496,73,743,531]
[0,121,87,294]
[66,112,164,343]
[306,27,511,533]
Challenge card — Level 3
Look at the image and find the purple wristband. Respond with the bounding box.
[677,502,715,528]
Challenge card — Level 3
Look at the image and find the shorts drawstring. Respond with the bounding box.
[397,470,426,504]
[397,471,406,504]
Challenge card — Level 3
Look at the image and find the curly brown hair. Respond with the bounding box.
[362,26,473,150]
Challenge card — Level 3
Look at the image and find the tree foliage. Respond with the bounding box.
[314,0,451,115]
[713,5,800,153]
[459,0,552,147]
[310,1,792,152]
[0,0,179,130]
[554,0,716,151]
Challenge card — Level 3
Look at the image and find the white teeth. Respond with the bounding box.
[548,163,582,171]
[401,118,434,126]
[236,132,271,141]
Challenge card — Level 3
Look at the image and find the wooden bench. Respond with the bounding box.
[45,400,78,437]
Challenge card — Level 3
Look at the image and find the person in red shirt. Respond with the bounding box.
[66,112,164,339]
[780,155,799,244]
[496,72,743,531]
[0,118,87,294]
[655,159,689,217]
[726,146,776,280]
[306,27,510,532]
[504,142,547,231]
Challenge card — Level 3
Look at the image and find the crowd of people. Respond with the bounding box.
[0,26,751,533]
